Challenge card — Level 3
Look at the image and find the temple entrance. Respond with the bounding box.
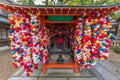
[1,0,119,79]
[46,24,75,64]
[41,23,79,74]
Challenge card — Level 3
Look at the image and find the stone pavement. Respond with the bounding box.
[0,48,19,80]
[0,46,10,51]
[8,60,120,80]
[94,60,120,80]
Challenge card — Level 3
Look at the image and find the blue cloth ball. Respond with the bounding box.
[31,21,35,24]
[14,58,17,62]
[97,31,100,34]
[12,50,16,54]
[10,30,14,33]
[23,22,26,25]
[77,50,81,54]
[16,48,20,51]
[102,42,107,46]
[99,47,105,52]
[20,53,23,57]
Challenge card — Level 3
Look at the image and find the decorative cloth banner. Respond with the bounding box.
[8,12,48,76]
[74,13,112,70]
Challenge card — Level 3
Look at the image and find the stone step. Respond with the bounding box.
[80,69,92,77]
[99,60,120,75]
[94,60,119,80]
[69,78,98,80]
[39,78,68,80]
[0,46,10,51]
[40,68,96,78]
[9,77,98,80]
[39,78,98,80]
[9,60,120,80]
[40,68,81,77]
[9,77,38,80]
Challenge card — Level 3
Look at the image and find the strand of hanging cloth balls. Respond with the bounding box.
[74,13,112,70]
[8,12,48,76]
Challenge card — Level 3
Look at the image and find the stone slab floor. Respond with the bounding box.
[0,49,19,80]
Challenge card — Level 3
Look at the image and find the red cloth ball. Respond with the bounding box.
[12,63,18,68]
[10,20,15,24]
[18,58,22,62]
[88,17,92,22]
[57,38,64,44]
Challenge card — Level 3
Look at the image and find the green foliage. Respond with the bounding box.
[17,0,34,5]
[110,12,120,20]
[105,0,120,5]
[112,46,120,54]
[16,0,120,5]
[63,0,68,3]
[65,0,82,6]
[65,0,120,6]
[27,0,34,5]
[47,0,55,5]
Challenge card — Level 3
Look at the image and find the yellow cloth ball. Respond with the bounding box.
[10,17,14,20]
[23,36,27,39]
[35,29,39,32]
[93,60,97,63]
[96,40,99,44]
[37,12,40,16]
[14,25,17,29]
[100,57,105,60]
[14,20,17,22]
[11,40,14,43]
[90,22,93,25]
[103,24,107,27]
[19,20,23,24]
[94,19,98,23]
[29,72,32,76]
[10,26,13,29]
[99,43,102,47]
[27,49,31,53]
[34,19,37,22]
[12,55,16,58]
[15,62,18,64]
[9,36,12,39]
[83,58,87,61]
[23,42,28,45]
[87,53,91,56]
[27,12,30,15]
[76,37,80,42]
[33,28,36,31]
[109,33,112,37]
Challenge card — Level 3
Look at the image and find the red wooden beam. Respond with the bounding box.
[46,62,75,68]
[0,3,119,16]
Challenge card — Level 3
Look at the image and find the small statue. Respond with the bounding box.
[57,55,64,64]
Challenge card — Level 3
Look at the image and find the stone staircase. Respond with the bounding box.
[8,60,120,80]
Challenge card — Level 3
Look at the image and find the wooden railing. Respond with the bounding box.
[0,39,10,47]
[111,39,120,47]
